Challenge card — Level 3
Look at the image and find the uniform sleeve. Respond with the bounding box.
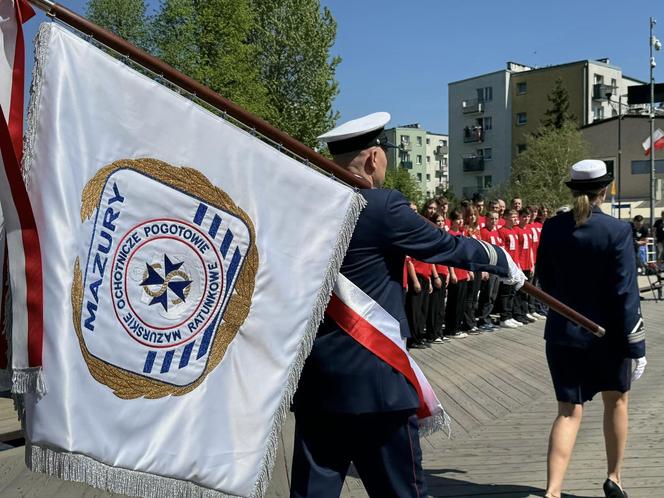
[612,223,645,358]
[380,190,509,277]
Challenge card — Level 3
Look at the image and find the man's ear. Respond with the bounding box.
[364,148,379,176]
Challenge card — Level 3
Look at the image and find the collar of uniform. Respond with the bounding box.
[591,205,603,213]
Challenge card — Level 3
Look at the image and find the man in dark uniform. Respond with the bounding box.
[290,112,525,498]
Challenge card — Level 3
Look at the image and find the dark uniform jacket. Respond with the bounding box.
[536,206,645,359]
[293,189,509,415]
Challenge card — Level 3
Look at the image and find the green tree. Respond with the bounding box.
[384,167,422,205]
[541,77,576,129]
[250,0,341,147]
[153,0,272,117]
[86,0,150,50]
[509,121,589,210]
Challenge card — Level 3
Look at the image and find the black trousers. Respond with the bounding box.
[405,275,429,343]
[477,274,500,325]
[462,275,481,330]
[291,411,427,498]
[498,282,516,321]
[426,283,446,340]
[445,280,467,334]
[513,270,532,319]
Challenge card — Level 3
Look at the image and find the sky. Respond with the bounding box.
[22,0,664,134]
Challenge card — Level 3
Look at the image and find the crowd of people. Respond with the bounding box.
[404,193,549,348]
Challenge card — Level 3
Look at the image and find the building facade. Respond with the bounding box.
[448,59,645,199]
[448,70,512,199]
[384,125,449,198]
[581,115,664,214]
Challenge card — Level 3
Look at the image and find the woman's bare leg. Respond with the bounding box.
[602,390,629,488]
[545,402,583,498]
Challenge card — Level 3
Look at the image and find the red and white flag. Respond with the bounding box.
[21,21,364,497]
[642,128,664,156]
[0,0,44,392]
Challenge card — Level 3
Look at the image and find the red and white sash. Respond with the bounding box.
[326,273,450,435]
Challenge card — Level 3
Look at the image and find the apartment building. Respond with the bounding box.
[383,125,449,198]
[448,59,645,198]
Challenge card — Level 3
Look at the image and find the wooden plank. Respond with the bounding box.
[0,398,22,442]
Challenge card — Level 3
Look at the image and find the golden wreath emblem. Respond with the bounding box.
[71,159,258,399]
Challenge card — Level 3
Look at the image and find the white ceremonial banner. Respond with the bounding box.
[22,23,364,498]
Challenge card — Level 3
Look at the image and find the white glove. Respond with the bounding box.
[498,247,527,290]
[632,357,647,382]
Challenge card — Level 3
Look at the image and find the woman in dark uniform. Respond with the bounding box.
[536,160,647,498]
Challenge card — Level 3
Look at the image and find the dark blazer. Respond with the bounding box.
[536,206,645,359]
[293,188,509,415]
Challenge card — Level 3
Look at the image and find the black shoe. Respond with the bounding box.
[603,478,628,498]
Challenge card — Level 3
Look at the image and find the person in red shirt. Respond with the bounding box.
[477,211,503,331]
[405,256,433,348]
[473,192,486,229]
[426,214,450,343]
[462,205,483,333]
[513,208,536,324]
[527,205,546,319]
[444,209,469,339]
[437,197,452,231]
[497,209,522,328]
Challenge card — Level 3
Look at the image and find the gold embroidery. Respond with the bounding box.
[72,158,259,399]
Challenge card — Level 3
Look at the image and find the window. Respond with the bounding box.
[426,156,431,164]
[477,86,493,102]
[400,135,409,144]
[483,116,492,130]
[426,174,431,181]
[484,148,493,160]
[442,158,448,166]
[517,144,527,154]
[594,74,604,84]
[516,112,527,125]
[416,155,422,165]
[484,175,492,188]
[426,138,430,145]
[604,159,615,177]
[611,78,617,88]
[440,139,448,146]
[416,136,422,146]
[593,107,604,120]
[417,173,422,181]
[517,82,527,95]
[475,176,483,188]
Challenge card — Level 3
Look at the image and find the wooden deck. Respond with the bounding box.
[1,296,663,497]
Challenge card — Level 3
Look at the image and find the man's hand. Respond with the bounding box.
[632,357,647,382]
[413,281,422,293]
[499,247,527,290]
[433,276,442,289]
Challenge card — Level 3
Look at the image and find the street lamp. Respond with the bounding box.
[649,17,661,226]
[606,90,629,219]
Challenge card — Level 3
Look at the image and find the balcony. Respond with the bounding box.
[593,83,617,101]
[462,98,484,114]
[462,155,485,172]
[435,169,448,179]
[463,126,483,143]
[399,142,412,151]
[463,187,486,198]
[435,145,448,155]
[400,160,413,169]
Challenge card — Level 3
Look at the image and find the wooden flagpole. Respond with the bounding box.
[26,0,606,338]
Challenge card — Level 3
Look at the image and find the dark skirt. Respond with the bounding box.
[546,342,632,404]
